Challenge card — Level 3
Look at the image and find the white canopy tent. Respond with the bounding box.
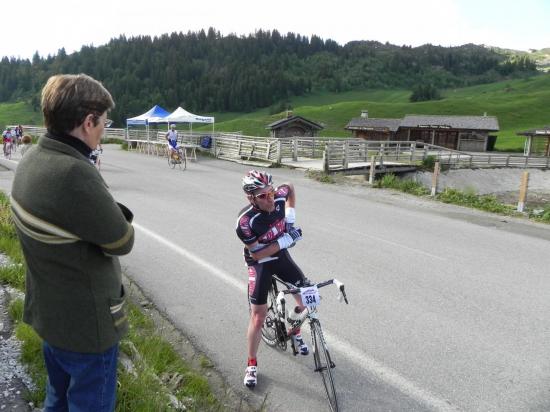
[150,107,215,133]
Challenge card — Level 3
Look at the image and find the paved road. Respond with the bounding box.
[1,145,550,412]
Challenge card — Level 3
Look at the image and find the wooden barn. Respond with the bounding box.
[267,112,324,138]
[345,111,499,151]
[517,126,550,156]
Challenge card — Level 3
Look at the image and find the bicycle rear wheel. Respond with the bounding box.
[261,284,287,350]
[168,154,176,169]
[311,320,338,411]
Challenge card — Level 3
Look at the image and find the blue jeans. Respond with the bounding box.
[42,341,119,412]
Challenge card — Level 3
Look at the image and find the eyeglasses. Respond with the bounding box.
[254,188,275,200]
[91,114,113,128]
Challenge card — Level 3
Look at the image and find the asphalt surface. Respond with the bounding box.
[1,145,549,412]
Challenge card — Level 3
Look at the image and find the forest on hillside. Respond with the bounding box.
[0,28,538,125]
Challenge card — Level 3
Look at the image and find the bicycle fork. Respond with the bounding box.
[310,320,336,371]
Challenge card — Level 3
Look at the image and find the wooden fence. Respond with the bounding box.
[12,126,550,170]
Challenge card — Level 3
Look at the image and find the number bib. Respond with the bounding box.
[300,285,320,309]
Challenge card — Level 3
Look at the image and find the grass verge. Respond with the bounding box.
[0,191,236,411]
[307,171,550,223]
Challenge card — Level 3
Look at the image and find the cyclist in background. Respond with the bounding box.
[165,124,179,160]
[3,127,13,157]
[236,170,309,388]
[90,143,103,170]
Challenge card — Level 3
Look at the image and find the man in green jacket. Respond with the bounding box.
[11,73,134,412]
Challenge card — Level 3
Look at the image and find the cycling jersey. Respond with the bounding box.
[166,130,178,147]
[236,184,291,265]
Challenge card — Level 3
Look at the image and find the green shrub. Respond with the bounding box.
[375,173,429,195]
[437,188,516,214]
[421,155,436,170]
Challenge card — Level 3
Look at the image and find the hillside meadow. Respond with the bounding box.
[3,73,549,152]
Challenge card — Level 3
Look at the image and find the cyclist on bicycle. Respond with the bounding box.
[165,124,180,160]
[236,170,309,388]
[2,127,13,157]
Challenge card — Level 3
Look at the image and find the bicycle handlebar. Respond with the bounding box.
[276,277,349,305]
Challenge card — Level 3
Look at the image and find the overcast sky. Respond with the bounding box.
[4,0,549,60]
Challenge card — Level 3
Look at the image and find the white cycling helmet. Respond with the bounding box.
[242,170,273,193]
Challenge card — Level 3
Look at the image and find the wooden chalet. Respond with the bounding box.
[267,112,324,138]
[517,126,550,156]
[345,111,499,151]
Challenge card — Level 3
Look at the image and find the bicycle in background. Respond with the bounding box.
[167,146,186,171]
[261,276,349,412]
[3,137,13,159]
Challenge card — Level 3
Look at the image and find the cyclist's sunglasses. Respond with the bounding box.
[254,187,275,200]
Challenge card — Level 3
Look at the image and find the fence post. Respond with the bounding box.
[266,141,271,160]
[343,141,349,169]
[431,161,440,196]
[323,149,329,174]
[368,155,376,185]
[292,139,298,161]
[277,140,283,164]
[517,171,529,212]
[524,156,529,168]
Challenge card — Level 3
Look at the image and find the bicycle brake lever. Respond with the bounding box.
[333,279,349,304]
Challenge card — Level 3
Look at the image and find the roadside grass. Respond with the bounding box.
[307,171,549,223]
[0,191,231,411]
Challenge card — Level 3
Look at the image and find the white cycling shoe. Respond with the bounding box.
[292,334,309,355]
[244,365,257,388]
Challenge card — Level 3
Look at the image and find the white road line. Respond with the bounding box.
[134,222,459,412]
[325,221,447,261]
[134,222,246,292]
[325,331,461,412]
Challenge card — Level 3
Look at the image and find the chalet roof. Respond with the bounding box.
[266,115,324,130]
[345,117,401,132]
[401,115,499,131]
[516,126,550,136]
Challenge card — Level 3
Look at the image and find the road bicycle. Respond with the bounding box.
[261,275,349,412]
[3,140,13,159]
[167,147,186,171]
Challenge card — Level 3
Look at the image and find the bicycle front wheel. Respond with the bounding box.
[178,151,186,171]
[261,286,287,350]
[311,320,338,411]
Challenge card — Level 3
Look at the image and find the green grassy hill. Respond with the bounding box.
[0,102,42,128]
[205,74,550,151]
[3,74,550,151]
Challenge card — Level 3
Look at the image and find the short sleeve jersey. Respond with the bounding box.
[166,130,178,147]
[236,184,291,265]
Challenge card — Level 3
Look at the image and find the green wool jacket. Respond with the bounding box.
[11,136,135,353]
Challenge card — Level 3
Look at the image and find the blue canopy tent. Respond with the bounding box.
[126,105,170,126]
[126,105,170,143]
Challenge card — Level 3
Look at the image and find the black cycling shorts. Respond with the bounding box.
[247,249,306,305]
